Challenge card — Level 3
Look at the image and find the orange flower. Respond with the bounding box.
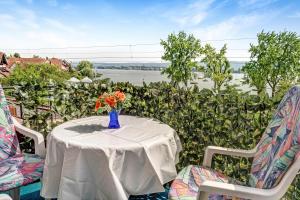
[95,98,103,111]
[115,91,126,102]
[105,95,117,108]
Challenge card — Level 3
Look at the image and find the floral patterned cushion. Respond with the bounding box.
[249,86,300,189]
[0,85,20,161]
[0,153,44,191]
[0,85,44,191]
[169,165,244,200]
[169,86,300,199]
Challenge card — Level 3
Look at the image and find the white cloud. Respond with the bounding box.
[193,14,259,40]
[48,0,57,7]
[25,30,69,47]
[188,0,215,10]
[61,3,76,11]
[0,14,18,30]
[187,3,287,61]
[288,12,300,18]
[44,18,77,34]
[163,0,215,27]
[0,0,296,63]
[0,0,15,4]
[0,13,14,21]
[18,8,39,29]
[191,13,207,25]
[238,0,278,8]
[0,6,88,53]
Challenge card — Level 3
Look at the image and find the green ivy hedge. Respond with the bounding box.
[8,81,300,198]
[111,82,275,183]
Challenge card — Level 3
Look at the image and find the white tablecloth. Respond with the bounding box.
[41,116,182,200]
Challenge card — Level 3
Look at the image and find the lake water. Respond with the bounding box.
[97,69,253,92]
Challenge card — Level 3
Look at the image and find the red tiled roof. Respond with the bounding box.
[49,58,63,67]
[7,57,70,70]
[49,58,69,70]
[7,57,49,68]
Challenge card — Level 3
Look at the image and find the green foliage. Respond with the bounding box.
[8,79,109,135]
[2,63,79,136]
[76,60,95,79]
[121,83,273,183]
[201,44,232,90]
[161,31,202,87]
[11,83,54,136]
[4,29,300,199]
[13,81,273,183]
[2,63,74,86]
[242,61,267,95]
[13,52,21,58]
[285,176,300,199]
[243,31,300,97]
[54,81,108,121]
[9,79,300,198]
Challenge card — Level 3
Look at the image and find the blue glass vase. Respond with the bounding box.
[108,109,120,129]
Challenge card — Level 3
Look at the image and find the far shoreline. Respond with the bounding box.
[72,61,246,74]
[95,67,243,74]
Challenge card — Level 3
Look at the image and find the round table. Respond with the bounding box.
[41,116,182,200]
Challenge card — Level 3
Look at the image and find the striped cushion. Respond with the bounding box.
[170,86,300,199]
[0,85,20,161]
[249,86,300,189]
[0,85,44,191]
[0,153,44,191]
[169,165,244,200]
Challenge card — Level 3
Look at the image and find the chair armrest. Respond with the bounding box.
[203,146,257,167]
[198,181,281,200]
[0,194,12,200]
[199,154,300,200]
[12,117,46,158]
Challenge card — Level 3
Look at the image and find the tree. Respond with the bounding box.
[13,52,21,58]
[242,61,267,95]
[201,44,232,91]
[161,31,202,87]
[242,31,300,97]
[2,63,74,86]
[77,60,95,79]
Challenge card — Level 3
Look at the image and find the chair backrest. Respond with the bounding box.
[249,86,300,189]
[0,85,20,161]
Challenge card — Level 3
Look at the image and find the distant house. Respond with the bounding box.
[7,57,48,69]
[0,52,71,78]
[48,58,70,71]
[7,57,70,71]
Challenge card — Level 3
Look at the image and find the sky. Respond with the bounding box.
[0,0,300,62]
